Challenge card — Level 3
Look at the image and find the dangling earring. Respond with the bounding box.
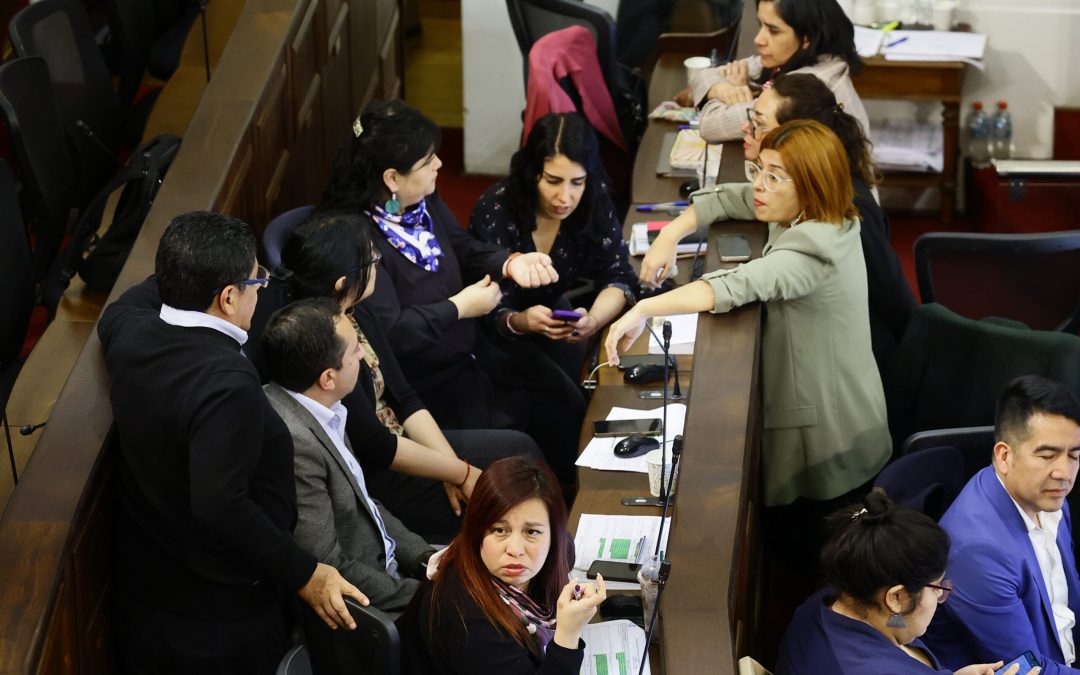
[789,210,806,227]
[384,191,401,215]
[886,611,907,629]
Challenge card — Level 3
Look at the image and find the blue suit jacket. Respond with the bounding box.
[924,466,1080,674]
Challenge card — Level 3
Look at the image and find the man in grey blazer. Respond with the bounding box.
[262,297,434,613]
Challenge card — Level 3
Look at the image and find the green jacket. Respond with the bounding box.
[692,183,891,505]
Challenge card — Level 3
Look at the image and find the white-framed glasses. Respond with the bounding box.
[745,160,793,193]
[745,108,766,137]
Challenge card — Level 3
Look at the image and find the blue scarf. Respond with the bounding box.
[367,199,443,272]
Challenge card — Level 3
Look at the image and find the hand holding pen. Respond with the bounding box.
[554,576,607,647]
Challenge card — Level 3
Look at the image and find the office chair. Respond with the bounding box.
[0,160,36,486]
[901,426,994,462]
[276,645,313,675]
[263,205,315,267]
[914,230,1080,333]
[300,597,400,675]
[874,446,966,521]
[0,57,80,282]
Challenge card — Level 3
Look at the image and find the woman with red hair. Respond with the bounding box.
[399,457,605,674]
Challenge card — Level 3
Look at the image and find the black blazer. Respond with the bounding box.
[98,278,317,619]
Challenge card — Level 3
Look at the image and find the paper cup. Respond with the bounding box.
[646,448,679,498]
[683,56,712,86]
[932,1,956,31]
[876,0,899,22]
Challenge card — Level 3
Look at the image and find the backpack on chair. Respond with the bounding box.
[40,133,180,316]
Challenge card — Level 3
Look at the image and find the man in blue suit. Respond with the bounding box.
[924,375,1080,674]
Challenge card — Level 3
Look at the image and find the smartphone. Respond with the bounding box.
[716,234,751,262]
[995,651,1039,675]
[551,309,583,322]
[593,419,663,437]
[587,559,642,583]
[615,353,666,370]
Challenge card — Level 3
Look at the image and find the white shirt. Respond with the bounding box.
[159,304,248,345]
[287,391,399,577]
[998,474,1076,664]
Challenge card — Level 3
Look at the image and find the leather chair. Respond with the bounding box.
[875,446,967,521]
[263,205,315,267]
[914,230,1080,333]
[300,597,400,675]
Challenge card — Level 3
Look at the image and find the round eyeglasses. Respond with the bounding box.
[745,108,766,137]
[745,160,793,193]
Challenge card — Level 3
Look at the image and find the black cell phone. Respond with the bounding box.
[995,651,1039,675]
[593,419,663,437]
[716,234,751,262]
[587,559,642,583]
[615,353,666,370]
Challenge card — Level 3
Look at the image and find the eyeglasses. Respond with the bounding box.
[925,578,954,604]
[745,160,793,193]
[348,251,382,277]
[214,264,270,295]
[745,108,766,137]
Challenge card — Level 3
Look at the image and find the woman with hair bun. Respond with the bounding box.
[775,492,1037,675]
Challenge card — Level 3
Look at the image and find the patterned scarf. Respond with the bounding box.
[492,577,556,655]
[367,199,443,272]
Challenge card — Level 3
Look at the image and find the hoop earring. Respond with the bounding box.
[886,612,907,629]
[384,192,401,215]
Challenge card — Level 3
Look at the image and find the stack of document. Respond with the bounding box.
[647,314,697,356]
[580,621,652,675]
[628,222,707,257]
[853,26,987,69]
[669,129,706,170]
[576,404,687,473]
[572,513,673,589]
[870,118,944,173]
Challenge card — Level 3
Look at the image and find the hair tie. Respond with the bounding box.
[352,117,364,137]
[851,507,868,520]
[834,103,844,115]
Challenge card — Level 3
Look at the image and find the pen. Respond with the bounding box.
[636,201,688,212]
[633,535,646,563]
[880,20,899,34]
[886,36,909,48]
[677,124,692,130]
[571,584,583,601]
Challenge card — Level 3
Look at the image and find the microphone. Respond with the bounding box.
[20,422,46,436]
[74,120,121,166]
[638,321,686,401]
[637,559,673,675]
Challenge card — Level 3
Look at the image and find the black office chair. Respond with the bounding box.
[9,0,126,200]
[901,426,994,462]
[263,205,315,267]
[914,230,1080,334]
[102,0,160,107]
[299,597,400,675]
[0,57,80,282]
[148,0,203,81]
[875,445,966,521]
[0,159,36,485]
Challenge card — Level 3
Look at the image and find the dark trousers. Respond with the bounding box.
[113,599,287,675]
[365,428,543,542]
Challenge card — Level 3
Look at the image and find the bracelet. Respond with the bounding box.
[459,462,472,487]
[502,251,523,279]
[505,311,525,336]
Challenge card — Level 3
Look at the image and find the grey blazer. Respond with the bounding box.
[264,382,431,612]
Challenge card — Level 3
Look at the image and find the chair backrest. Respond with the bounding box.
[901,425,994,476]
[0,159,34,378]
[275,645,313,675]
[875,446,967,521]
[263,205,315,267]
[102,0,156,107]
[506,0,618,94]
[914,230,1080,333]
[0,56,79,282]
[9,0,122,200]
[301,597,400,675]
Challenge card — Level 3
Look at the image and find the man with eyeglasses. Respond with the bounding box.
[98,211,369,674]
[924,375,1080,675]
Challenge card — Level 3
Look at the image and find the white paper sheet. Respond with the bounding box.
[579,620,652,675]
[880,30,987,60]
[572,514,673,590]
[646,314,697,356]
[575,404,687,473]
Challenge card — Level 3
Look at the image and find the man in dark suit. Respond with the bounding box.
[924,375,1080,675]
[98,212,368,674]
[261,297,435,613]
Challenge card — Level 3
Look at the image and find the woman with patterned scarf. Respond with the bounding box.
[398,456,605,674]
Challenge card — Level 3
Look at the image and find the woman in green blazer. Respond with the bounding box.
[606,119,890,508]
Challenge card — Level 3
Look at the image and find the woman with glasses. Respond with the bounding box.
[776,492,1033,675]
[607,119,891,511]
[278,210,544,540]
[687,0,869,143]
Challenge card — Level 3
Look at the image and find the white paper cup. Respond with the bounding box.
[683,56,712,86]
[932,1,956,31]
[876,0,900,22]
[646,448,679,498]
[853,0,877,26]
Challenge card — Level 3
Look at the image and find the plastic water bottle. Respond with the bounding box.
[990,101,1013,160]
[966,101,992,168]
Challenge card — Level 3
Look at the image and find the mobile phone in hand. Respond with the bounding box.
[551,309,583,322]
[996,651,1039,675]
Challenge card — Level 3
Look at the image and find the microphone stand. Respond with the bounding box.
[638,321,686,401]
[3,411,16,486]
[636,559,672,675]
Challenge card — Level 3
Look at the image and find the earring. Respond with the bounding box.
[886,612,907,629]
[384,191,401,215]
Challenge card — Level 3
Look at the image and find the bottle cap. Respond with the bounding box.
[973,101,983,110]
[998,101,1008,109]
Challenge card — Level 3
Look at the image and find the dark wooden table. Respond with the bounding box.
[569,51,766,674]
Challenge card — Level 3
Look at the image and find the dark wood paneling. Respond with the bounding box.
[322,3,355,163]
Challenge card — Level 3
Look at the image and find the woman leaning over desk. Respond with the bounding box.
[605,119,891,509]
[399,456,606,675]
[687,0,869,142]
[776,492,1035,675]
[469,113,638,407]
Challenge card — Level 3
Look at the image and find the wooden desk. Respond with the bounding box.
[571,51,765,675]
[853,58,967,223]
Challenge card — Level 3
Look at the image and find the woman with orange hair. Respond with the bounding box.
[399,456,606,674]
[606,119,890,510]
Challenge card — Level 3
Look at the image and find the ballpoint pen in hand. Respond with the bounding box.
[636,201,688,212]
